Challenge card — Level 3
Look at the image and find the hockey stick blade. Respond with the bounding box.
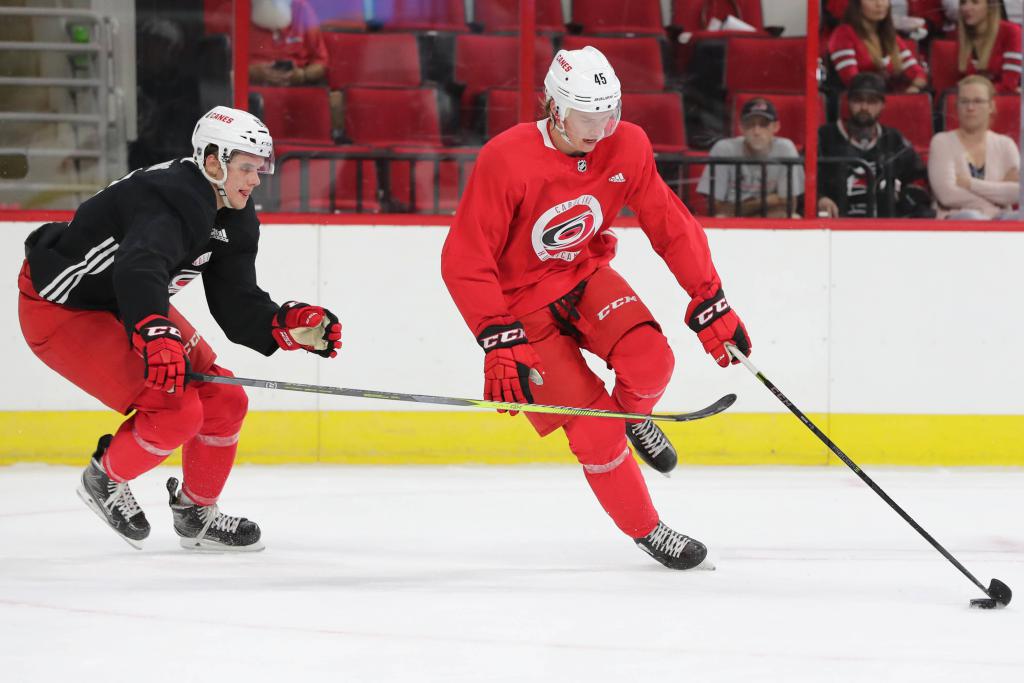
[726,344,1013,609]
[188,372,735,423]
[969,578,1012,609]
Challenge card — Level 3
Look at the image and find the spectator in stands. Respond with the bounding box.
[248,0,327,87]
[829,0,929,92]
[248,0,343,141]
[817,72,931,217]
[944,0,1023,27]
[825,1,937,41]
[956,0,1022,93]
[928,74,1020,218]
[696,98,805,217]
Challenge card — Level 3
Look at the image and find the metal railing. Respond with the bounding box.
[267,149,479,214]
[261,149,895,220]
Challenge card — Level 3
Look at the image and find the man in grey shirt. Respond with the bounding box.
[697,97,805,217]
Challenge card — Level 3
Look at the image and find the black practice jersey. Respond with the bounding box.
[24,158,280,356]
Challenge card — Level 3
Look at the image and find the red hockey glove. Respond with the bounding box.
[131,314,189,393]
[477,322,545,416]
[271,301,342,358]
[685,288,751,367]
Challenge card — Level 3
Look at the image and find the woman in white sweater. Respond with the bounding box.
[928,74,1020,218]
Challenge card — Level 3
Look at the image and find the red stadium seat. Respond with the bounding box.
[343,87,443,147]
[323,33,421,89]
[725,37,806,93]
[275,145,380,213]
[473,0,565,33]
[622,92,687,152]
[251,87,332,144]
[306,0,365,30]
[731,92,825,151]
[203,0,231,34]
[671,0,764,33]
[560,36,666,91]
[929,40,959,95]
[943,93,1022,139]
[572,0,664,36]
[840,92,933,153]
[455,35,552,131]
[483,88,543,138]
[387,146,479,213]
[374,0,468,32]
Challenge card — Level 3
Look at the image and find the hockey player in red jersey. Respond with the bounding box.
[441,46,751,570]
[17,106,341,551]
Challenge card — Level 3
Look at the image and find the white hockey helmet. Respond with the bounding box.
[191,106,274,208]
[543,46,622,141]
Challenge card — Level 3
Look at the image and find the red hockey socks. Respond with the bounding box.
[564,394,659,538]
[102,389,204,482]
[608,323,674,416]
[181,435,238,505]
[181,366,248,505]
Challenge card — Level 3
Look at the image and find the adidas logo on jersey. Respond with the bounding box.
[209,226,229,243]
[608,173,626,183]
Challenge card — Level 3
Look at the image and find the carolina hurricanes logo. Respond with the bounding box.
[531,195,605,262]
[168,269,202,294]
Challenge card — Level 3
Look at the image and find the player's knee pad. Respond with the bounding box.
[564,394,630,471]
[196,366,248,438]
[133,389,205,451]
[610,323,674,397]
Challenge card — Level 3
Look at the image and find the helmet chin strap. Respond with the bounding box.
[197,158,236,209]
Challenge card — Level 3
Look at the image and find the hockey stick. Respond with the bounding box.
[188,372,737,423]
[726,344,1012,609]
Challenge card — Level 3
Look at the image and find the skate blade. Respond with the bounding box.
[75,485,144,550]
[178,537,266,553]
[691,556,716,571]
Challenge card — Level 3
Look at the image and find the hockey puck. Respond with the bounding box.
[969,598,1000,609]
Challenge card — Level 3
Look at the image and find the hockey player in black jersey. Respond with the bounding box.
[18,106,341,551]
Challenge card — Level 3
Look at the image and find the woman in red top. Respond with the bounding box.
[957,0,1023,94]
[829,0,929,92]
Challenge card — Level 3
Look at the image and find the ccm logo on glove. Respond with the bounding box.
[478,326,526,349]
[477,321,544,415]
[131,314,190,394]
[685,288,751,367]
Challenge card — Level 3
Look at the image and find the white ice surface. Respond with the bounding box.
[0,465,1021,682]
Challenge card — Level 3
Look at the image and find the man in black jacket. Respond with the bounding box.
[817,72,931,218]
[17,106,341,551]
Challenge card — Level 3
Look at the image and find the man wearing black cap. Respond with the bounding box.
[817,72,930,218]
[697,97,804,217]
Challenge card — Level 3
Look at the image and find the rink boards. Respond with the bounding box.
[2,222,1021,466]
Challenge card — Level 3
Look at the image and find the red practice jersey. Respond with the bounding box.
[441,120,721,336]
[962,20,1023,94]
[829,23,927,88]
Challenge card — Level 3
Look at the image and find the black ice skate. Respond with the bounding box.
[75,434,150,549]
[635,521,713,570]
[166,477,264,552]
[627,420,678,474]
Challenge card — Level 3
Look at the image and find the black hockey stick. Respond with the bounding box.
[726,344,1012,609]
[188,372,737,423]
